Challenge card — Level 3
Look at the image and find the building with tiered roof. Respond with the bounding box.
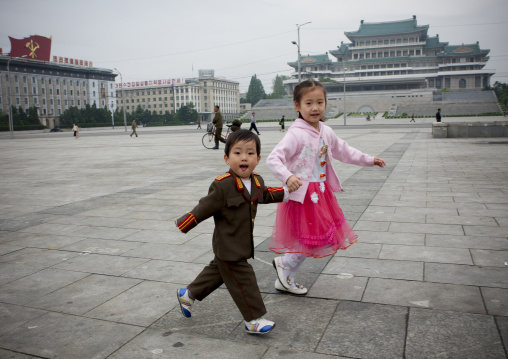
[286,16,494,95]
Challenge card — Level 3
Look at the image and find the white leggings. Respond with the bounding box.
[282,253,307,275]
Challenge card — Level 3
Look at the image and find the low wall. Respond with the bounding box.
[433,121,508,138]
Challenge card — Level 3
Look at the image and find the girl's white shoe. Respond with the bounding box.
[274,278,308,295]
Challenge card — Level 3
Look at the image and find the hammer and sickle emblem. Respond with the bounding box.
[25,39,40,58]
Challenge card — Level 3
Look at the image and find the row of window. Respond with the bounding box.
[4,75,113,90]
[354,37,423,47]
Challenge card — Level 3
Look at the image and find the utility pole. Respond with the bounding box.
[291,21,311,83]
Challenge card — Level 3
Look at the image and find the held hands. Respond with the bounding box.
[286,175,303,193]
[374,157,386,168]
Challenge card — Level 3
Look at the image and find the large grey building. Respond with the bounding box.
[286,16,494,94]
[116,69,240,122]
[0,55,117,128]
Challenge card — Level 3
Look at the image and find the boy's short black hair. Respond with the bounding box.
[224,129,260,156]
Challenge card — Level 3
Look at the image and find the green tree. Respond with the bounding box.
[246,75,266,105]
[270,74,289,98]
[492,81,508,108]
[27,107,40,125]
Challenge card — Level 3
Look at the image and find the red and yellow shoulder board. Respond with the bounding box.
[235,177,244,191]
[215,173,232,181]
[253,172,260,176]
[253,175,261,188]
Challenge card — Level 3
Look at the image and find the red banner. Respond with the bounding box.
[9,35,52,61]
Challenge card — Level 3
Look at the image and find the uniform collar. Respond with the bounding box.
[229,169,260,201]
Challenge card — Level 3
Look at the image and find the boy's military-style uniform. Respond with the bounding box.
[176,170,284,321]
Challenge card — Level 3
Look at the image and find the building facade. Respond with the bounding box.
[116,70,240,122]
[286,16,494,94]
[0,55,117,128]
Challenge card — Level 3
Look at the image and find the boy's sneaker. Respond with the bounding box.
[274,278,308,295]
[244,318,275,334]
[177,288,194,318]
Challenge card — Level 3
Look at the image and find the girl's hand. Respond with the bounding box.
[374,157,386,168]
[286,175,302,193]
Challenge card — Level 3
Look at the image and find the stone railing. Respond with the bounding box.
[433,121,508,138]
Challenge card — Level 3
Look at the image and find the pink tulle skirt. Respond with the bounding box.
[269,181,357,258]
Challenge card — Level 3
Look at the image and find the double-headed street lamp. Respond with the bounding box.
[291,21,311,83]
[7,55,28,139]
[113,68,128,132]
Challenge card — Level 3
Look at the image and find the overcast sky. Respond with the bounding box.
[2,0,507,93]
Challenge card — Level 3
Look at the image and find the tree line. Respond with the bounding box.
[59,103,199,128]
[242,74,290,106]
[0,106,46,131]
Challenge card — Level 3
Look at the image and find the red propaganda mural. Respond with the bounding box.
[9,35,52,61]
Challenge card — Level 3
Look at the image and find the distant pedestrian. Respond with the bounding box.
[249,112,260,135]
[230,119,242,132]
[410,113,415,122]
[72,123,79,139]
[279,115,285,132]
[130,120,138,137]
[197,118,201,129]
[435,108,442,122]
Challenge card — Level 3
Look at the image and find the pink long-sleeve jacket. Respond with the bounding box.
[266,118,374,203]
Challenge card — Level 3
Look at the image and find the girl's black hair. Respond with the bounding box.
[293,80,327,119]
[224,129,261,156]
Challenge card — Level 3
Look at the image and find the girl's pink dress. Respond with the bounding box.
[270,180,357,258]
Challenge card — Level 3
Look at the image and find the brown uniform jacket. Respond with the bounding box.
[212,110,223,128]
[176,170,284,261]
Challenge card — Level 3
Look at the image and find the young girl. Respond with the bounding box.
[266,80,386,295]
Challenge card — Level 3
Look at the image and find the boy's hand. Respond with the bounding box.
[286,175,302,193]
[374,157,386,168]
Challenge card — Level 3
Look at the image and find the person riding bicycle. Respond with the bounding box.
[212,105,226,150]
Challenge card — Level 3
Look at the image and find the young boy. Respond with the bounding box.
[175,130,286,334]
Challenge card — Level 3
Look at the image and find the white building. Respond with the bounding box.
[0,55,117,128]
[116,69,240,122]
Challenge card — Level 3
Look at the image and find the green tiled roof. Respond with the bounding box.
[439,43,490,56]
[288,54,331,67]
[345,18,428,39]
[329,43,351,58]
[425,36,448,48]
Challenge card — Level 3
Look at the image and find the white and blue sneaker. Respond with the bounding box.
[244,318,275,334]
[177,288,194,318]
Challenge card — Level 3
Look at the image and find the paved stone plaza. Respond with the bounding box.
[0,118,507,358]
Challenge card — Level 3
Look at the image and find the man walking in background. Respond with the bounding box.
[212,105,225,149]
[435,108,442,122]
[249,112,260,135]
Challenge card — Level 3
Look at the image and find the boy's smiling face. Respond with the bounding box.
[224,140,260,179]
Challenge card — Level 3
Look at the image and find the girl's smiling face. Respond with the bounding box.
[295,87,326,130]
[224,140,261,179]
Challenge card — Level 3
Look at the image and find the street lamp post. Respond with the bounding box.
[343,64,346,126]
[113,68,127,132]
[110,100,115,129]
[291,21,311,83]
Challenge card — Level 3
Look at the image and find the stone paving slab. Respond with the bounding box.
[405,308,506,359]
[362,278,486,314]
[425,262,508,288]
[0,312,144,358]
[0,126,507,358]
[316,301,407,358]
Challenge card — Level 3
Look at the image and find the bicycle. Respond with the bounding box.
[202,125,232,149]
